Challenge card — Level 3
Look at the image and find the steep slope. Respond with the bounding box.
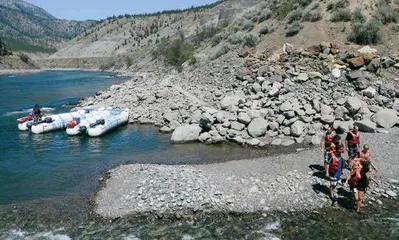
[0,0,96,53]
[48,0,399,68]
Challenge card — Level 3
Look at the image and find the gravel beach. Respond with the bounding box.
[95,128,399,219]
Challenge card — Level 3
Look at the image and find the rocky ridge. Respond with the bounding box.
[78,42,399,147]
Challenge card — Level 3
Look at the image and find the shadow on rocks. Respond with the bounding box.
[309,164,329,180]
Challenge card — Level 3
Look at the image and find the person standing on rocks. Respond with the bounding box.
[326,146,345,205]
[345,126,360,167]
[320,127,335,169]
[345,159,370,213]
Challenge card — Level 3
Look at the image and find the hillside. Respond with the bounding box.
[0,0,96,53]
[45,0,399,71]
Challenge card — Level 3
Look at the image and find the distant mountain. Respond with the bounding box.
[0,0,96,53]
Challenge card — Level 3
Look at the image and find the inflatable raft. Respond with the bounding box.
[66,107,112,136]
[30,109,88,134]
[86,108,129,137]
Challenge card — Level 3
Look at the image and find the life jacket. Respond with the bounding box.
[66,119,80,128]
[329,153,339,173]
[33,107,41,114]
[349,168,361,187]
[347,130,360,146]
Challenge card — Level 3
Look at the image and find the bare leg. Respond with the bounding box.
[356,191,364,213]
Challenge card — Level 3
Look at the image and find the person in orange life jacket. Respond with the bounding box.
[30,104,42,123]
[320,127,336,166]
[345,126,360,161]
[326,145,345,205]
[345,160,373,213]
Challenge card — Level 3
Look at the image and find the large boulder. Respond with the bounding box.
[171,124,202,143]
[354,119,377,133]
[393,99,399,112]
[247,118,269,137]
[290,121,305,137]
[372,109,399,129]
[345,97,363,115]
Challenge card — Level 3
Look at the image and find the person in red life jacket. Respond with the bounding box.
[320,127,336,166]
[345,160,374,213]
[30,104,42,123]
[345,126,360,162]
[326,145,345,205]
[358,144,371,162]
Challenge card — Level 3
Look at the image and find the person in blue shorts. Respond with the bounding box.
[326,145,344,205]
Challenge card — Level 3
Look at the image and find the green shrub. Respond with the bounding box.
[259,10,272,22]
[352,8,365,23]
[209,43,231,60]
[302,10,322,22]
[312,2,320,10]
[331,9,352,22]
[19,53,30,63]
[259,26,269,35]
[375,4,399,24]
[227,32,260,47]
[275,0,312,20]
[211,32,228,46]
[193,24,221,45]
[285,21,303,36]
[348,18,382,44]
[157,34,195,72]
[99,57,117,70]
[287,8,303,24]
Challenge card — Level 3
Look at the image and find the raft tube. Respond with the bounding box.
[66,108,112,136]
[87,108,129,137]
[30,109,88,134]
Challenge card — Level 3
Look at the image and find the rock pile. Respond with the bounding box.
[171,43,399,146]
[78,42,399,147]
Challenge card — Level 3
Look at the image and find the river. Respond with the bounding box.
[0,71,397,239]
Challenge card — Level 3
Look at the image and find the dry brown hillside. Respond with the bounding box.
[41,0,399,70]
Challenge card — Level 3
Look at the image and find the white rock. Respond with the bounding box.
[198,132,212,142]
[247,118,269,137]
[220,94,244,110]
[372,109,399,129]
[357,45,378,54]
[331,68,341,78]
[246,138,260,146]
[290,121,305,137]
[363,87,376,98]
[386,190,397,198]
[171,124,202,143]
[231,121,246,131]
[237,112,251,125]
[296,73,309,82]
[345,97,363,114]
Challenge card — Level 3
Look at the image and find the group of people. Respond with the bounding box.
[320,126,379,213]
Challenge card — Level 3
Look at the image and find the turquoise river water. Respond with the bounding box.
[0,71,397,239]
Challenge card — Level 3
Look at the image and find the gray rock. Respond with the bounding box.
[386,190,397,198]
[353,77,370,90]
[382,58,395,68]
[296,73,309,82]
[331,68,341,78]
[271,139,282,146]
[321,115,335,124]
[221,94,244,110]
[308,72,323,79]
[247,118,269,137]
[269,121,279,131]
[252,82,262,93]
[268,82,282,97]
[216,111,237,122]
[246,138,260,146]
[290,121,305,137]
[354,119,376,133]
[237,112,251,125]
[171,125,202,143]
[312,99,321,113]
[231,121,246,131]
[372,109,399,129]
[280,101,293,112]
[198,132,212,142]
[214,89,223,97]
[379,83,396,98]
[281,139,295,146]
[321,104,333,116]
[363,87,376,98]
[345,97,363,115]
[393,99,399,112]
[334,106,349,119]
[159,126,172,133]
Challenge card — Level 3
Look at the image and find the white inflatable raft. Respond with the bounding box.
[30,109,88,134]
[66,107,112,136]
[87,108,129,137]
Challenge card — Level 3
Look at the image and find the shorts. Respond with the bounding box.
[348,145,358,158]
[350,186,366,193]
[330,177,340,186]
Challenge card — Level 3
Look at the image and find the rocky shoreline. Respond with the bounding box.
[0,69,43,75]
[95,129,399,219]
[78,42,399,148]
